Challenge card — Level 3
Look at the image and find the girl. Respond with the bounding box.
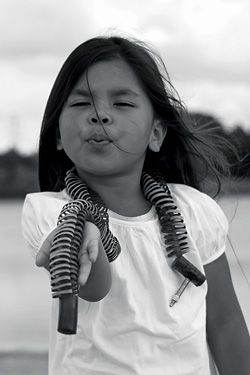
[22,35,250,375]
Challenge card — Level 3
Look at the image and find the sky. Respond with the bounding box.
[1,0,250,153]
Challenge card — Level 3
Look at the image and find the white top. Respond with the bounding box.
[22,183,228,375]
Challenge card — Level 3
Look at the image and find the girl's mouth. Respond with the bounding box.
[88,139,112,147]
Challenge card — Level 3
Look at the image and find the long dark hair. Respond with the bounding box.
[39,35,232,195]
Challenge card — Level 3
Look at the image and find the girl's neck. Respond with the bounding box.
[76,169,151,217]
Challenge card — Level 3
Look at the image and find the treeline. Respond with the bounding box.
[0,151,39,198]
[0,112,249,198]
[190,112,250,178]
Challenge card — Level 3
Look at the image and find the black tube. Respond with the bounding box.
[58,294,78,334]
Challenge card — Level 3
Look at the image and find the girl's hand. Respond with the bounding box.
[78,221,100,286]
[35,221,101,286]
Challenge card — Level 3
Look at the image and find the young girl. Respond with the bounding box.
[22,35,250,375]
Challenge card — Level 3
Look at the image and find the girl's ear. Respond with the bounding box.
[56,129,63,150]
[148,119,167,152]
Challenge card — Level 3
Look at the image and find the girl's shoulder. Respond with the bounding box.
[167,183,228,233]
[22,189,70,226]
[24,189,70,211]
[168,183,229,264]
[168,182,222,212]
[22,189,70,254]
[25,188,69,202]
[168,182,208,199]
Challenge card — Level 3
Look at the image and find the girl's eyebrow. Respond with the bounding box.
[71,87,140,98]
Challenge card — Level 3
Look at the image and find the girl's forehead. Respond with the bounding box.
[72,59,145,94]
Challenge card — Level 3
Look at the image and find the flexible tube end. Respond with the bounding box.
[58,294,78,334]
[172,256,206,286]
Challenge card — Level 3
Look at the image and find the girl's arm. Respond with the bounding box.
[205,252,250,375]
[36,222,112,302]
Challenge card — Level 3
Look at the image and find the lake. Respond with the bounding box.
[0,196,249,351]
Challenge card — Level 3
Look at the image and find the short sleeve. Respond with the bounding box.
[21,191,69,259]
[169,184,229,266]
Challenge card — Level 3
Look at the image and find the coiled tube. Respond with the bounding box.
[49,199,121,334]
[142,172,206,286]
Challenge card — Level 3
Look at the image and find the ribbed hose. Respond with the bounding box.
[49,168,205,335]
[142,172,206,286]
[49,200,120,334]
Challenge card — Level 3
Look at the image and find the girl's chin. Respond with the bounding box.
[75,163,119,178]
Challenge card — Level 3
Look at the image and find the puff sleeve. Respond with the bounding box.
[170,184,229,265]
[21,191,69,259]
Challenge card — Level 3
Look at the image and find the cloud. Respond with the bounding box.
[0,0,95,57]
[140,0,250,84]
[1,0,250,83]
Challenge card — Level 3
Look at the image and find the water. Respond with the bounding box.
[0,200,50,351]
[0,197,249,351]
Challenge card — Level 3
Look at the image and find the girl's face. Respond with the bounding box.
[58,58,166,179]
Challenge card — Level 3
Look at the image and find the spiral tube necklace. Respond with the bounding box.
[49,168,206,334]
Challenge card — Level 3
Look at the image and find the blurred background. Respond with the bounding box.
[1,0,250,373]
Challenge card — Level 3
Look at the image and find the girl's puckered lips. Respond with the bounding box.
[87,133,113,142]
[87,134,113,148]
[88,139,111,146]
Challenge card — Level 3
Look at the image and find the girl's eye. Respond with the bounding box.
[71,102,91,107]
[114,102,134,107]
[70,102,134,108]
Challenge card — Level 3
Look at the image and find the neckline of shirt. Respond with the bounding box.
[108,205,157,224]
[61,189,158,224]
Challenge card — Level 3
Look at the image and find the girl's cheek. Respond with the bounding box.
[59,112,77,132]
[66,110,88,128]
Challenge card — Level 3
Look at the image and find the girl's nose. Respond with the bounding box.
[88,112,112,126]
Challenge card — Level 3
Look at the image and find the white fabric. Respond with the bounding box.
[22,183,228,375]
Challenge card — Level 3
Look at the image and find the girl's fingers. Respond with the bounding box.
[78,239,99,285]
[81,222,100,263]
[87,239,99,263]
[82,222,100,250]
[78,251,92,285]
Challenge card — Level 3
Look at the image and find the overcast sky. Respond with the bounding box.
[1,0,250,153]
